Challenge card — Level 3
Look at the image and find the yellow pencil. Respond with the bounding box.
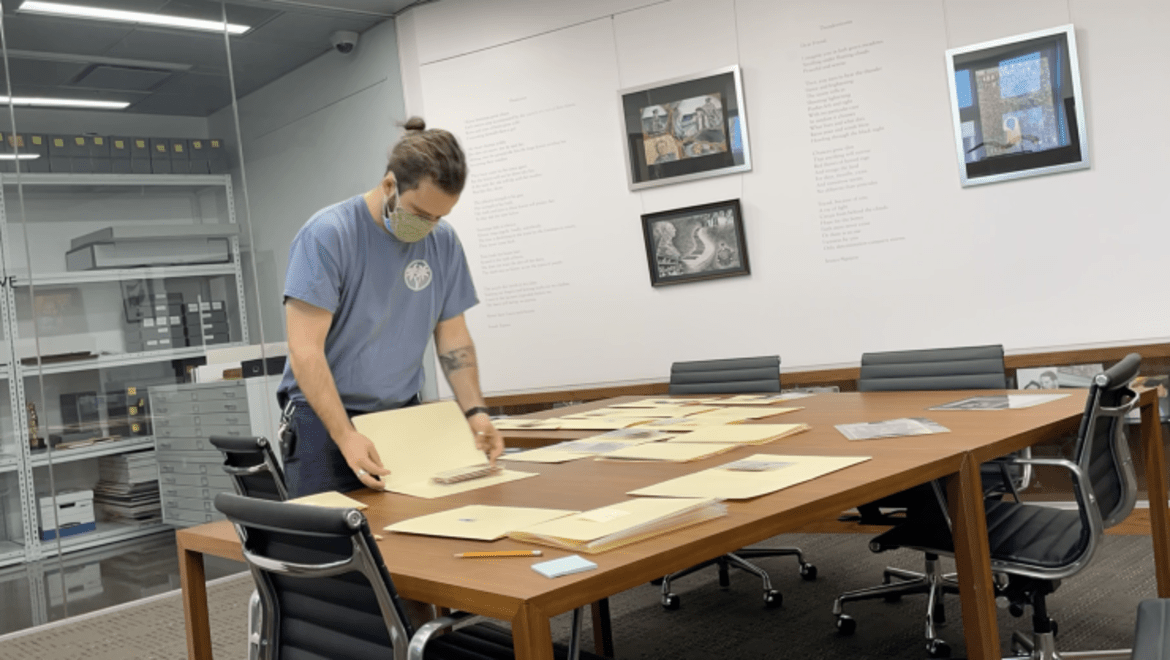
[454,550,543,558]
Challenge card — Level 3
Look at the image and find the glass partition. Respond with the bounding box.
[0,0,322,626]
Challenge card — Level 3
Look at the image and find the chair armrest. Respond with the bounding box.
[998,456,1107,540]
[407,611,479,660]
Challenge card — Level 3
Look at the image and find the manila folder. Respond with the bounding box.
[507,497,726,554]
[353,401,528,494]
[385,505,577,541]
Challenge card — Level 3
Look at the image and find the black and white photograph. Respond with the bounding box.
[641,199,749,287]
[1017,364,1102,389]
[620,66,750,190]
[946,25,1089,186]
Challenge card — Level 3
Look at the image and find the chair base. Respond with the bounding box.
[833,553,959,653]
[1006,630,1130,660]
[660,547,812,610]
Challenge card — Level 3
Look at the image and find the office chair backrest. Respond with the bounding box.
[215,493,414,660]
[209,435,288,501]
[669,355,781,395]
[858,345,1006,392]
[1074,353,1140,530]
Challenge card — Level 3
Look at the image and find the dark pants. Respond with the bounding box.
[282,396,419,498]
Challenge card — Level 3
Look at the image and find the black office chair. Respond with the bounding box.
[848,354,1142,660]
[659,355,816,610]
[209,435,288,660]
[834,344,1020,657]
[209,435,289,501]
[214,493,603,660]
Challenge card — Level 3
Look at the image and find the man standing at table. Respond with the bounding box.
[277,117,503,497]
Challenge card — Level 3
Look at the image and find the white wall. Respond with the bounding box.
[397,0,1170,396]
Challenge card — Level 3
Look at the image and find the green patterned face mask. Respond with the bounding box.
[382,192,437,243]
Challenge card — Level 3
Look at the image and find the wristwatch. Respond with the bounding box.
[463,406,490,419]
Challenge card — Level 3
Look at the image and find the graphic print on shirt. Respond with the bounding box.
[404,259,433,292]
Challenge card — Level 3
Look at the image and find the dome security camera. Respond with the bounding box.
[331,30,359,55]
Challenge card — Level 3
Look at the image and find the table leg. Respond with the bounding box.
[511,603,554,660]
[178,544,213,660]
[1142,399,1170,596]
[948,455,1000,660]
[590,598,614,657]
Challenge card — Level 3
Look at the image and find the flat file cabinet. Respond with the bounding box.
[152,381,251,526]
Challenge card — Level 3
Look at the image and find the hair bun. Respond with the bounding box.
[402,116,426,132]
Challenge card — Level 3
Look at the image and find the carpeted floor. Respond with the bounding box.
[0,532,1157,660]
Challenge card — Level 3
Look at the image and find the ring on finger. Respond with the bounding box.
[356,468,367,477]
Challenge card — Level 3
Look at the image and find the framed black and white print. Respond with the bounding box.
[619,66,751,191]
[946,25,1089,187]
[641,199,750,287]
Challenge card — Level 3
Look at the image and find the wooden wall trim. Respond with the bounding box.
[482,342,1170,408]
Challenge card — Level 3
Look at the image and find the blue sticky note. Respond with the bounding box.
[531,554,597,578]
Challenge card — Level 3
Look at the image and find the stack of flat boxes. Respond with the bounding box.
[0,132,227,175]
[125,283,184,353]
[184,301,230,347]
[152,381,251,526]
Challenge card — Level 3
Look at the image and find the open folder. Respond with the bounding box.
[507,497,727,554]
[385,505,577,541]
[628,454,870,500]
[352,401,536,498]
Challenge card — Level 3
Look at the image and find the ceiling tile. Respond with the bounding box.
[3,57,89,87]
[70,63,175,91]
[101,28,231,70]
[0,14,136,55]
[241,11,377,47]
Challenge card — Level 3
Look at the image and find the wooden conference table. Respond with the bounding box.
[177,389,1169,660]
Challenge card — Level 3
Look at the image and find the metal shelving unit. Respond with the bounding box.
[0,172,247,565]
[21,343,247,377]
[0,173,229,188]
[28,437,157,468]
[9,264,238,288]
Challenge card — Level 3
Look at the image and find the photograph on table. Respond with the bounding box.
[619,65,750,190]
[641,199,750,287]
[945,24,1088,187]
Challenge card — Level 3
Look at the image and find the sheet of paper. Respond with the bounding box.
[664,424,810,445]
[550,417,648,430]
[629,454,871,500]
[588,428,680,442]
[638,416,733,432]
[384,504,576,541]
[598,442,740,462]
[289,491,368,510]
[835,417,949,440]
[353,401,494,490]
[492,417,564,430]
[691,407,804,422]
[392,469,537,499]
[510,497,717,542]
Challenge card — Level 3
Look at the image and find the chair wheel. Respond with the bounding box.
[1009,603,1025,617]
[661,593,680,610]
[927,639,951,658]
[800,563,817,581]
[763,590,782,608]
[836,614,856,635]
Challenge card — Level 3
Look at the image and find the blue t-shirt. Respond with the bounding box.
[277,194,478,412]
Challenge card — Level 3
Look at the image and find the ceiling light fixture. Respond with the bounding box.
[17,1,251,35]
[0,95,130,109]
[0,154,41,160]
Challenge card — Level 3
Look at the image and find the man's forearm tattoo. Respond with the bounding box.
[439,345,476,374]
